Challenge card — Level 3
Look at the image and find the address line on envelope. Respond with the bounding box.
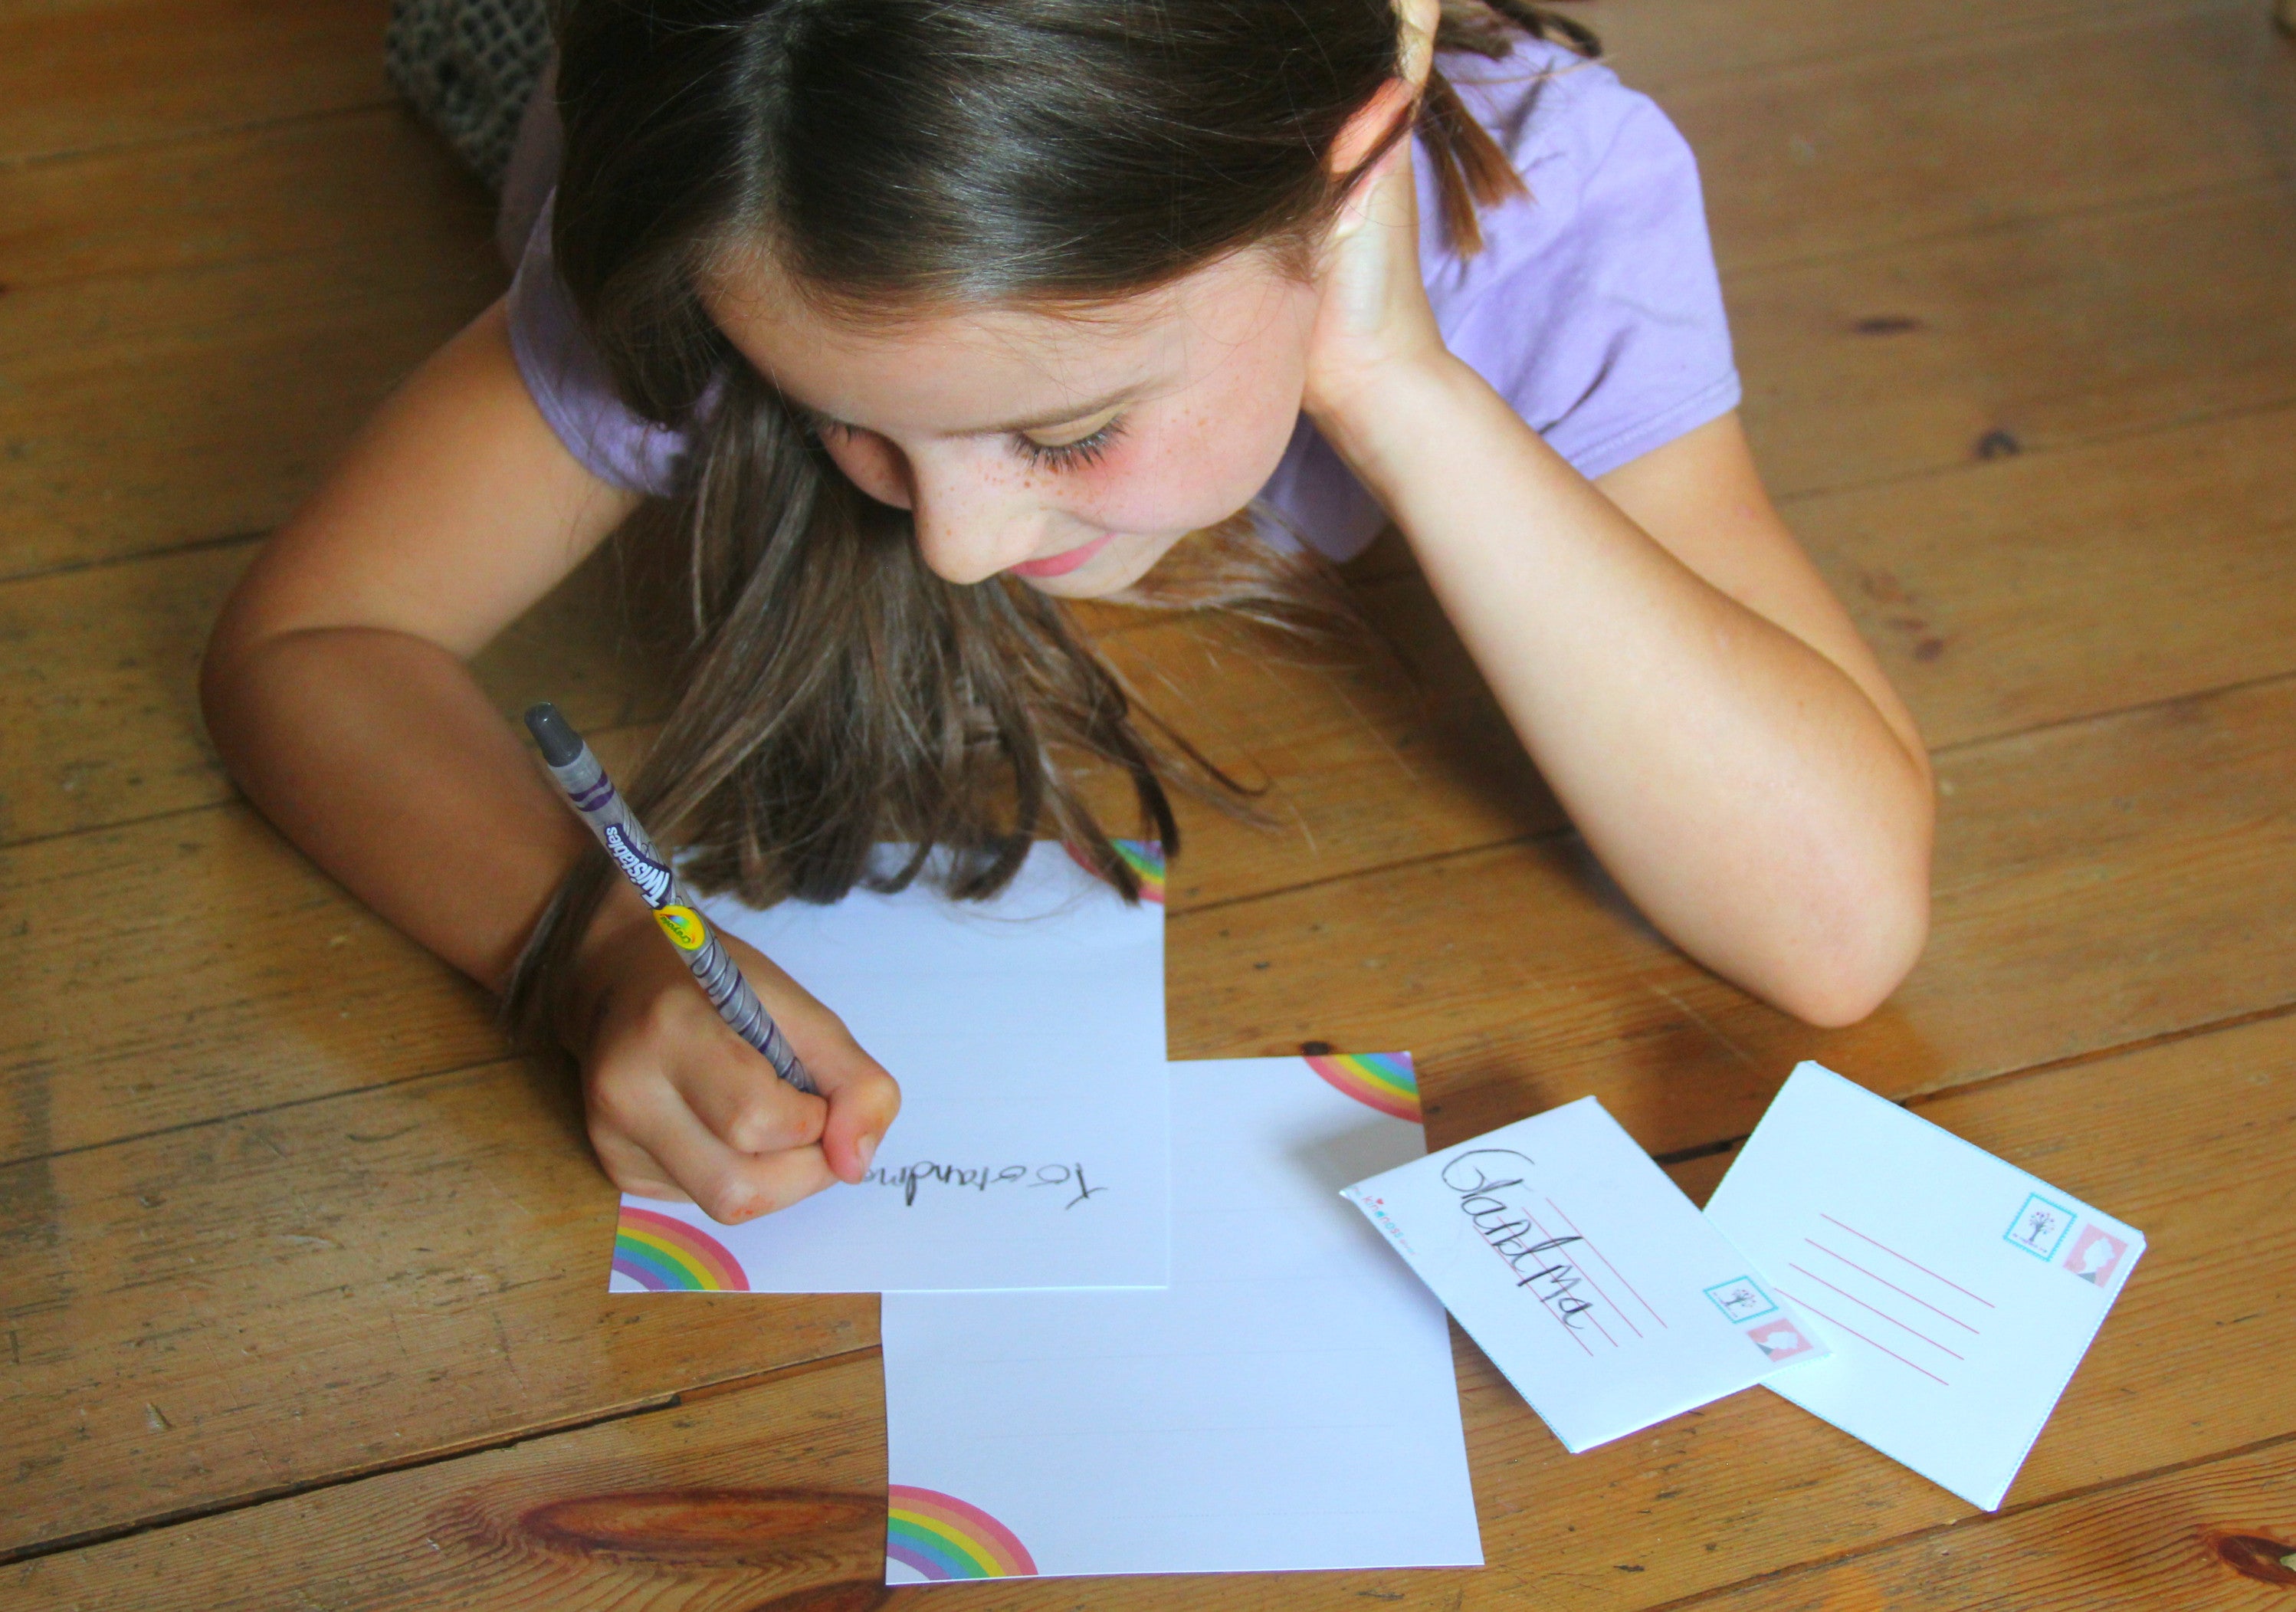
[1775,1210,1995,1390]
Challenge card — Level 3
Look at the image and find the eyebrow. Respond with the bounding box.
[978,388,1134,435]
[784,386,1136,439]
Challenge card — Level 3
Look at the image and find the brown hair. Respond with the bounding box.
[506,0,1596,1044]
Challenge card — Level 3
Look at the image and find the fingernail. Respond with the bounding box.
[855,1134,879,1175]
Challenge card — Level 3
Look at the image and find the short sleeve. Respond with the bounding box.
[1435,55,1742,482]
[1255,48,1741,563]
[505,192,695,497]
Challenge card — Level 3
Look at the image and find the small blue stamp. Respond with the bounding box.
[1704,1276,1778,1324]
[2003,1193,2075,1260]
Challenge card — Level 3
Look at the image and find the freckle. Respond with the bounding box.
[1914,638,1946,662]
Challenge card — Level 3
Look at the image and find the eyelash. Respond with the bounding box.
[1015,417,1126,473]
[802,412,1127,472]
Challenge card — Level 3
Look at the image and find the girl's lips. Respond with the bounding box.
[1005,533,1114,579]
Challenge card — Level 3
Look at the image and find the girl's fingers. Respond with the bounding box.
[720,935,904,1184]
[589,1127,693,1205]
[670,1023,831,1155]
[608,1080,839,1224]
[806,1039,903,1185]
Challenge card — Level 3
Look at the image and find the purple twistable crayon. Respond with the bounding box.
[523,703,816,1095]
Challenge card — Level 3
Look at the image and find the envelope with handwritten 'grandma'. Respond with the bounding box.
[1343,1096,1825,1453]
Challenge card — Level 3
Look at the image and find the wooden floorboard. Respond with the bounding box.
[0,0,393,165]
[1168,673,2296,1152]
[0,1053,876,1558]
[0,255,500,580]
[6,0,2293,1601]
[1674,0,2296,277]
[1733,181,2296,500]
[1662,1442,2296,1610]
[0,108,495,294]
[9,1010,2289,1603]
[0,536,661,844]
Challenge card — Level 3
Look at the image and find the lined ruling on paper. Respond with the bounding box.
[1343,1096,1826,1454]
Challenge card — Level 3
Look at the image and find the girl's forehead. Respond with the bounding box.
[702,249,1309,432]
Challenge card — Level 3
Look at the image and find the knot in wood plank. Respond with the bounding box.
[2203,1529,2296,1586]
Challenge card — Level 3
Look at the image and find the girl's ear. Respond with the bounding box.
[1325,77,1417,179]
[1326,0,1442,179]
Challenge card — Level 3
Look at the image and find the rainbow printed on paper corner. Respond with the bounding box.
[887,1485,1040,1580]
[1306,1050,1421,1122]
[1111,838,1165,903]
[1064,837,1166,903]
[611,1205,749,1292]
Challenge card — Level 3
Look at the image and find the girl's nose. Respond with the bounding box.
[907,458,1047,586]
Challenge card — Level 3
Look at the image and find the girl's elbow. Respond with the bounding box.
[1772,874,1931,1029]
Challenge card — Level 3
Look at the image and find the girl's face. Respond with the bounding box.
[703,250,1320,598]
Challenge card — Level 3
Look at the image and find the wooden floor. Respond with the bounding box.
[5,0,2295,1605]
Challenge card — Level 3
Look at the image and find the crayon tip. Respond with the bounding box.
[523,702,584,767]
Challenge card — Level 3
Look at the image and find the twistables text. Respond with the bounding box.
[864,1160,1109,1210]
[1442,1150,1595,1328]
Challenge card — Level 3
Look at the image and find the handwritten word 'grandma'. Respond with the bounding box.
[1442,1148,1594,1328]
[863,1160,1108,1210]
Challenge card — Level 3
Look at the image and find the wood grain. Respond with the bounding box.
[0,534,665,845]
[1674,0,2296,277]
[5,1351,894,1605]
[0,0,394,164]
[0,106,499,294]
[1789,402,2296,748]
[12,1010,2290,1605]
[1668,1444,2296,1610]
[1603,0,2160,93]
[0,256,503,580]
[0,1055,875,1558]
[1167,673,2296,1157]
[1733,182,2296,501]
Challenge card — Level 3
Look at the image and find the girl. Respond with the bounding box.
[203,0,1934,1226]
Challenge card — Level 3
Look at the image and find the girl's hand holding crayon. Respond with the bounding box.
[570,889,901,1223]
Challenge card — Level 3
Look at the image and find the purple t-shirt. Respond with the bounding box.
[506,39,1739,563]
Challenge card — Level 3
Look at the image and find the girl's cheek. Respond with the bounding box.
[1078,408,1296,531]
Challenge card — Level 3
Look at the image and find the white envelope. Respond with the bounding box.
[1704,1062,2144,1509]
[1344,1095,1825,1453]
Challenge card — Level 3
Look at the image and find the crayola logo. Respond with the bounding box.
[654,905,708,950]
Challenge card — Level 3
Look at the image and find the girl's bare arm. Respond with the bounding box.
[202,299,638,989]
[1346,386,1933,1026]
[1307,141,1933,1028]
[202,301,900,1219]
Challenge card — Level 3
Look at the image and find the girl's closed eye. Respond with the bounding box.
[1016,412,1127,472]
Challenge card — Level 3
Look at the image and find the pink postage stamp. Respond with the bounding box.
[2061,1223,2130,1286]
[1746,1316,1819,1363]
